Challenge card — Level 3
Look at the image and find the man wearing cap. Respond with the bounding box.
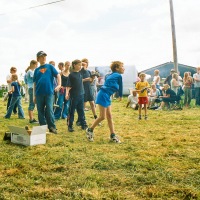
[164,69,176,86]
[33,51,61,134]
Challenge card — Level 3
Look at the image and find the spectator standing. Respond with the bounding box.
[97,76,105,91]
[178,71,183,86]
[54,61,70,120]
[49,61,55,67]
[55,62,64,105]
[90,70,98,103]
[193,67,200,106]
[80,58,97,118]
[33,51,61,134]
[58,62,64,72]
[24,67,30,103]
[65,59,88,132]
[4,74,25,119]
[183,72,193,107]
[153,70,160,89]
[25,60,38,123]
[171,73,180,94]
[6,67,18,114]
[164,69,176,86]
[49,61,60,107]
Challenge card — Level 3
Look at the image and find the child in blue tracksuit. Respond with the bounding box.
[86,61,125,143]
[65,59,88,132]
[4,74,25,119]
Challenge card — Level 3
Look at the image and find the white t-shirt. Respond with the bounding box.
[6,74,12,91]
[128,94,138,106]
[193,73,200,88]
[153,75,160,85]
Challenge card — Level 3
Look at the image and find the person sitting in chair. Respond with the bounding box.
[156,84,177,110]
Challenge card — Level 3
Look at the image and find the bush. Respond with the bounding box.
[0,89,8,97]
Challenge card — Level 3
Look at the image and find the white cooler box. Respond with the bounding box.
[8,125,47,146]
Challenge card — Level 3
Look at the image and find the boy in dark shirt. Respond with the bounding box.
[65,59,88,132]
[80,58,97,116]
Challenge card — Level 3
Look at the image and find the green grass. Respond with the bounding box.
[0,98,200,199]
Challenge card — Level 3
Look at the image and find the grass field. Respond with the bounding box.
[0,97,200,200]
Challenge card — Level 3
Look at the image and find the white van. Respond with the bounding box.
[122,65,137,95]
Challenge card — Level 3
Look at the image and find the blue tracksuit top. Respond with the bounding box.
[100,72,123,97]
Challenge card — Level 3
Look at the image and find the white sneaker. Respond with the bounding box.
[155,107,162,110]
[86,128,94,142]
[110,135,121,143]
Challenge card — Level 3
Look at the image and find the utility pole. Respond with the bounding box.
[169,0,178,72]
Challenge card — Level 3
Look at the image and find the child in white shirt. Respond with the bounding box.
[126,90,138,110]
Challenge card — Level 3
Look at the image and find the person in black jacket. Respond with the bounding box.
[156,84,178,110]
[65,59,88,132]
[164,69,176,86]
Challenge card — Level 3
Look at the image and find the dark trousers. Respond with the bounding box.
[68,94,87,127]
[7,93,17,114]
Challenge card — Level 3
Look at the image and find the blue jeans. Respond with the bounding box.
[7,93,17,113]
[54,90,70,119]
[68,94,87,127]
[28,88,35,111]
[5,96,24,118]
[156,84,160,90]
[36,95,56,129]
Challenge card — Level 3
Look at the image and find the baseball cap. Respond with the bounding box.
[170,69,176,72]
[36,51,47,57]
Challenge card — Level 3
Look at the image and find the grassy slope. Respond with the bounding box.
[0,98,200,200]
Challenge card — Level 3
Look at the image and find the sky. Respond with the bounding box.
[0,0,200,84]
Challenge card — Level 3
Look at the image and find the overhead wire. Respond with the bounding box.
[0,0,66,16]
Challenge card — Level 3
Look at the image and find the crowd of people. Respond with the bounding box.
[4,51,124,143]
[4,51,200,143]
[127,67,200,117]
